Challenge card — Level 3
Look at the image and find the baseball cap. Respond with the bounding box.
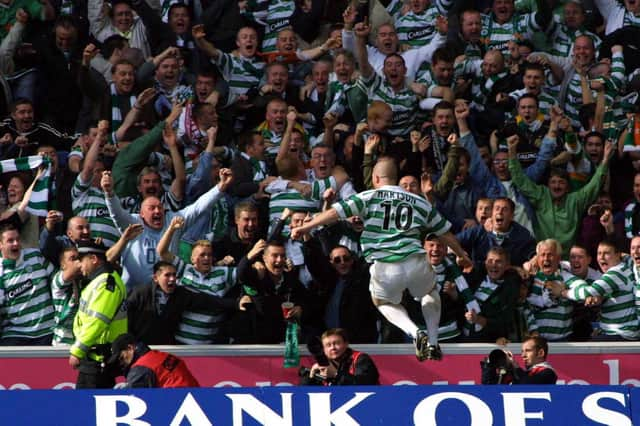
[107,333,137,364]
[76,240,107,258]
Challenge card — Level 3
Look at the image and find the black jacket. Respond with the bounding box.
[0,119,75,160]
[303,237,378,343]
[126,281,238,344]
[300,348,380,386]
[513,363,558,384]
[234,255,309,343]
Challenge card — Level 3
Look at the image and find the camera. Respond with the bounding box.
[299,337,329,383]
[480,349,514,384]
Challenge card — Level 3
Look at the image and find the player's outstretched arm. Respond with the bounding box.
[290,208,340,240]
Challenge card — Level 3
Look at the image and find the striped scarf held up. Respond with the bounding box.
[0,156,51,216]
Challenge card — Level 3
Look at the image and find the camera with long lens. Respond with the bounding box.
[480,349,514,384]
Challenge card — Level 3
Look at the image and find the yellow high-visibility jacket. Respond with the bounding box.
[70,269,127,361]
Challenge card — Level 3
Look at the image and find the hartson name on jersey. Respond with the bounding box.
[377,190,417,204]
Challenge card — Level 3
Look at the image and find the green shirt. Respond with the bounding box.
[0,0,42,39]
[508,158,606,254]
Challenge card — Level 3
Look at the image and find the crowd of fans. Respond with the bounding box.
[1,0,640,351]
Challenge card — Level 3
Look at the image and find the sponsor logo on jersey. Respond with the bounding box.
[408,27,434,40]
[7,279,33,300]
[269,19,290,32]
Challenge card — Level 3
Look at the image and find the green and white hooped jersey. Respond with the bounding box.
[525,270,587,341]
[356,72,419,137]
[568,258,639,340]
[51,271,79,346]
[396,0,453,48]
[214,52,265,98]
[333,185,451,263]
[71,175,121,247]
[174,258,237,344]
[433,257,479,341]
[480,12,539,54]
[262,0,295,53]
[268,177,336,238]
[0,249,55,339]
[547,21,601,58]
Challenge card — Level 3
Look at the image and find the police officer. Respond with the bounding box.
[108,333,200,388]
[68,240,127,388]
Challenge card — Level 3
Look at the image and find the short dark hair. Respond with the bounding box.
[517,93,539,107]
[102,35,129,59]
[523,62,545,75]
[168,2,191,18]
[59,246,78,264]
[265,239,285,251]
[493,197,515,212]
[432,47,454,65]
[584,131,605,143]
[10,98,32,113]
[153,260,176,274]
[548,167,569,183]
[598,238,620,254]
[238,131,262,153]
[524,335,549,360]
[383,53,405,68]
[433,100,454,115]
[0,223,19,239]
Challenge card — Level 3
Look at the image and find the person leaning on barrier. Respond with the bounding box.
[108,333,199,388]
[300,328,379,386]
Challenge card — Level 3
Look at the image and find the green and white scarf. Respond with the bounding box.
[0,156,51,216]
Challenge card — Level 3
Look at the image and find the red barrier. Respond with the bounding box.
[2,352,639,389]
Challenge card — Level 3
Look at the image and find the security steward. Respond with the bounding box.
[68,240,127,388]
[300,328,380,386]
[108,333,199,388]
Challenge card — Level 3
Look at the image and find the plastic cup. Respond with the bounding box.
[281,301,294,319]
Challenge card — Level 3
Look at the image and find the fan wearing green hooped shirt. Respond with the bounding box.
[157,216,243,344]
[479,0,553,56]
[51,246,83,346]
[424,234,480,342]
[192,24,265,105]
[547,239,640,341]
[0,224,56,345]
[523,239,589,341]
[258,0,296,53]
[71,121,121,247]
[352,18,423,140]
[396,0,454,50]
[292,156,473,362]
[341,3,447,79]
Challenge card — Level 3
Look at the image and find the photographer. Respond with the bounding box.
[300,328,379,386]
[512,336,558,384]
[482,336,557,384]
